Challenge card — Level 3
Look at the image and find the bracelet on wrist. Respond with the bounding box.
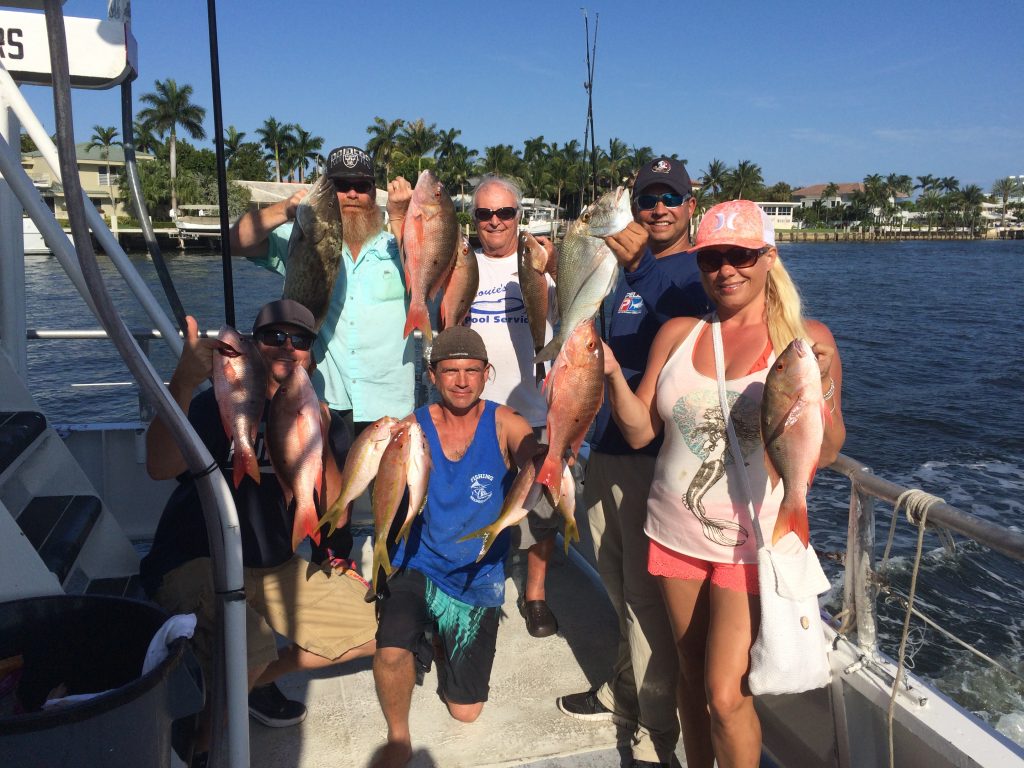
[822,377,835,401]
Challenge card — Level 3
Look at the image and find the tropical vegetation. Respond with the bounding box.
[50,78,1015,236]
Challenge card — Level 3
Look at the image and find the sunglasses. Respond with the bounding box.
[256,329,315,351]
[473,206,518,222]
[333,179,374,194]
[635,192,690,211]
[695,246,771,273]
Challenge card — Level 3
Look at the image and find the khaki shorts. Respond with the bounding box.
[155,555,377,680]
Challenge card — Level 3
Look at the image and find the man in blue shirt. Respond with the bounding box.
[369,327,543,768]
[230,146,414,565]
[556,157,711,768]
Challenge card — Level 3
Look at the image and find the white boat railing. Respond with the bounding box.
[828,453,1024,658]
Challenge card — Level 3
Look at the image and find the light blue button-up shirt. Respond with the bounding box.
[255,224,415,421]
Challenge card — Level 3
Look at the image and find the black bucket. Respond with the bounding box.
[0,594,204,768]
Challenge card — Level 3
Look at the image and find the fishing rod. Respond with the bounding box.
[206,0,235,328]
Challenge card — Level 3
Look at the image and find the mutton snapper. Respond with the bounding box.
[440,236,478,331]
[267,365,326,551]
[760,337,829,547]
[371,422,430,593]
[212,326,267,489]
[283,174,343,331]
[536,319,604,501]
[517,231,550,382]
[319,416,400,536]
[535,187,631,363]
[402,169,459,343]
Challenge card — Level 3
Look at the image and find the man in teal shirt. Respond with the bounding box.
[231,146,414,563]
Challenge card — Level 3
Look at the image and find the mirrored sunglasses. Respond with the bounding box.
[635,192,690,211]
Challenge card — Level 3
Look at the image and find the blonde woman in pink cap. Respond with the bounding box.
[602,200,846,767]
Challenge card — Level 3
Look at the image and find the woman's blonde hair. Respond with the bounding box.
[765,252,808,352]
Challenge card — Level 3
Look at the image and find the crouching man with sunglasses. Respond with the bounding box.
[230,146,416,569]
[142,300,378,767]
[556,157,711,768]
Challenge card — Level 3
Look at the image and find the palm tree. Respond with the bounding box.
[601,138,631,190]
[957,184,985,234]
[223,125,246,163]
[725,160,763,200]
[365,117,405,186]
[398,119,439,174]
[991,177,1016,226]
[479,144,521,177]
[548,140,583,217]
[914,174,938,195]
[442,143,478,202]
[701,158,730,202]
[255,117,295,183]
[131,119,161,155]
[137,78,207,219]
[820,182,839,228]
[87,125,121,230]
[627,145,655,178]
[285,127,324,183]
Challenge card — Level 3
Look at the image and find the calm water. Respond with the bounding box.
[20,239,1024,742]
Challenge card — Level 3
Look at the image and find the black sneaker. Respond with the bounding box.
[248,682,307,727]
[556,689,612,721]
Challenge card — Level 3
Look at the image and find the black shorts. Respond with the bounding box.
[376,569,501,705]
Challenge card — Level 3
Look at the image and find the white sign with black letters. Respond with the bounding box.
[0,10,137,90]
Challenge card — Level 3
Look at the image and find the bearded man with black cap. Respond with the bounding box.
[231,146,415,567]
[555,157,711,768]
[142,300,378,765]
[369,326,545,768]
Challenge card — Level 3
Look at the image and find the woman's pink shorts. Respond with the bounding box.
[648,539,759,594]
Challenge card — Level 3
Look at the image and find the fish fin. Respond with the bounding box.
[321,498,352,536]
[562,518,580,555]
[535,455,563,504]
[534,362,545,385]
[534,335,562,364]
[763,452,782,490]
[771,501,810,547]
[570,434,586,460]
[245,451,261,486]
[456,526,497,563]
[232,451,246,489]
[403,302,433,342]
[371,537,394,596]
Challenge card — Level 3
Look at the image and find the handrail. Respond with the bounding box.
[827,451,1024,660]
[830,454,1024,562]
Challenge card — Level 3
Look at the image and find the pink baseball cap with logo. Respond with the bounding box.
[690,200,775,251]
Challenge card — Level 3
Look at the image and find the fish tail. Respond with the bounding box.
[320,498,352,536]
[456,525,498,563]
[535,455,564,503]
[772,500,810,547]
[372,536,394,578]
[291,498,320,551]
[561,517,580,554]
[404,301,432,342]
[534,361,545,385]
[534,335,562,364]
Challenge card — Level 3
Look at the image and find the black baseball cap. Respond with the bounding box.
[325,146,375,181]
[633,156,692,197]
[429,327,488,365]
[252,299,316,337]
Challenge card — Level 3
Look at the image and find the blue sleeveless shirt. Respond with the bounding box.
[392,400,514,607]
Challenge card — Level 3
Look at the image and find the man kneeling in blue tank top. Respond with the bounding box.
[369,327,546,768]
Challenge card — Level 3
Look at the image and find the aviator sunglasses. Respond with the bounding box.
[333,179,374,194]
[473,206,518,222]
[635,192,691,211]
[695,246,771,273]
[255,330,315,351]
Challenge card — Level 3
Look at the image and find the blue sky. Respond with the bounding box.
[15,0,1024,192]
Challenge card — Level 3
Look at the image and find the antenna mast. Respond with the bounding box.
[581,8,598,208]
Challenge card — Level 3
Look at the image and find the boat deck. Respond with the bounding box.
[246,542,679,768]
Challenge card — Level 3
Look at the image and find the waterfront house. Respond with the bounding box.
[791,182,864,209]
[20,144,154,230]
